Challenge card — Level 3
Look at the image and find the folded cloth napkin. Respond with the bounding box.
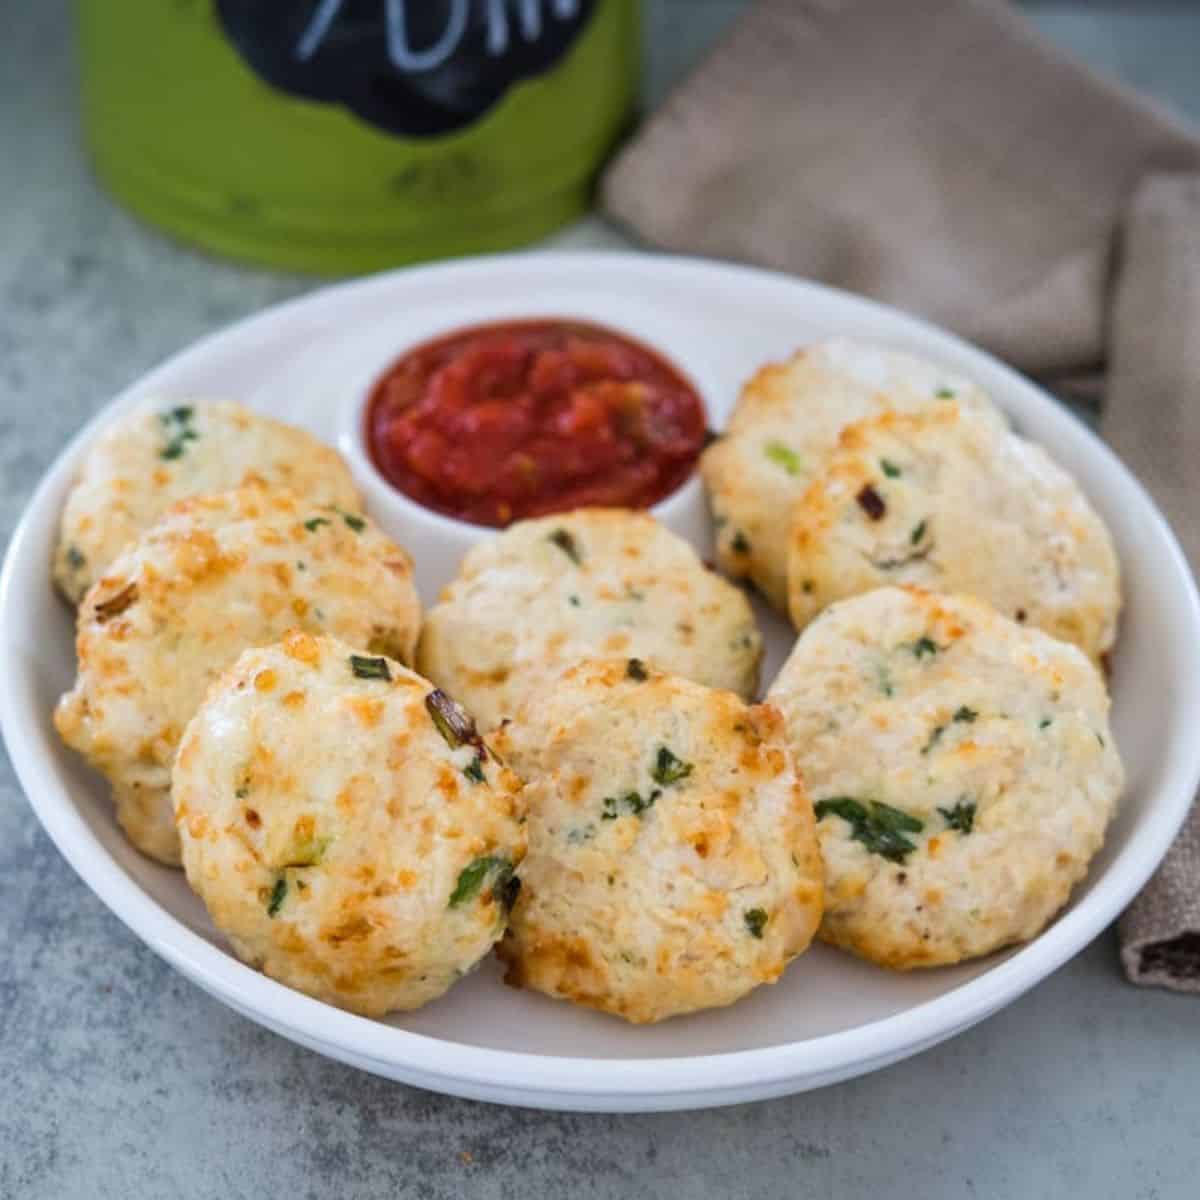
[602,0,1200,989]
[602,0,1200,375]
[1109,174,1200,992]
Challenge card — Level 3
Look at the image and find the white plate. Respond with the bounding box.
[3,252,1198,1112]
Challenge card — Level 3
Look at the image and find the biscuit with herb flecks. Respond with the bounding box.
[785,404,1120,663]
[54,400,362,603]
[174,632,524,1016]
[418,508,762,731]
[701,339,1001,611]
[493,659,823,1023]
[54,486,420,865]
[768,587,1123,969]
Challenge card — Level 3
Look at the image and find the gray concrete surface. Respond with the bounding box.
[2,2,1199,1197]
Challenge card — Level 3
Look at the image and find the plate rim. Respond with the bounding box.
[5,249,1199,1109]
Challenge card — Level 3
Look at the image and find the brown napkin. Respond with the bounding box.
[602,0,1200,375]
[602,0,1200,988]
[1109,174,1200,992]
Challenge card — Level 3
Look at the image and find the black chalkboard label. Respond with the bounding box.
[215,0,598,138]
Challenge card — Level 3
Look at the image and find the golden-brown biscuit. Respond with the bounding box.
[768,586,1123,969]
[418,508,762,731]
[54,400,362,603]
[494,659,823,1023]
[785,404,1121,662]
[175,632,525,1016]
[701,339,1000,610]
[54,486,421,864]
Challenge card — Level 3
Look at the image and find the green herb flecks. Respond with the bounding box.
[597,747,693,823]
[548,527,582,565]
[65,545,86,571]
[449,855,515,909]
[744,908,768,939]
[814,797,925,863]
[1039,717,1054,730]
[566,826,596,845]
[935,387,956,399]
[341,512,366,533]
[908,636,940,660]
[601,790,661,821]
[159,406,198,461]
[463,755,486,784]
[871,514,936,568]
[731,530,751,555]
[765,441,801,476]
[350,654,391,682]
[266,875,288,918]
[626,658,648,682]
[304,517,331,532]
[880,458,902,478]
[939,799,976,834]
[568,594,581,607]
[282,836,330,868]
[925,705,978,755]
[652,746,694,787]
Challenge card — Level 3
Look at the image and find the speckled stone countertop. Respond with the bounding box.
[3,3,1199,1197]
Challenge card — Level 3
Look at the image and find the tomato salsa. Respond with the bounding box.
[364,319,708,527]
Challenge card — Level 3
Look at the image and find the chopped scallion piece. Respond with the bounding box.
[651,746,693,787]
[765,441,801,475]
[449,855,515,909]
[350,654,391,681]
[266,875,288,917]
[939,799,976,833]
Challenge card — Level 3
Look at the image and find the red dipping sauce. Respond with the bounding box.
[365,319,708,527]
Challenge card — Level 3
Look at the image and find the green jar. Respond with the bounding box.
[79,1,639,274]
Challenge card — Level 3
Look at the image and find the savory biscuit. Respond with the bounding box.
[701,339,999,610]
[786,404,1120,662]
[174,633,525,1017]
[493,659,823,1023]
[768,587,1123,969]
[54,400,361,603]
[417,508,762,731]
[54,486,421,865]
